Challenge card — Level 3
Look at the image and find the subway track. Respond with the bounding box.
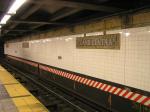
[1,60,109,112]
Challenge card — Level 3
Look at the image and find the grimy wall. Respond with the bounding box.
[4,10,150,92]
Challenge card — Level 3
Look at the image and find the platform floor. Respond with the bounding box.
[0,65,49,112]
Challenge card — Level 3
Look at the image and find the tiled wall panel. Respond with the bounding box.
[4,26,150,92]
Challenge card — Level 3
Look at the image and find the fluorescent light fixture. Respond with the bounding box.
[0,0,27,26]
[0,15,11,24]
[8,0,27,14]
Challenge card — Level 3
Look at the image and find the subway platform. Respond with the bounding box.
[0,65,48,112]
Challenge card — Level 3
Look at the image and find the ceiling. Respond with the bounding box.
[0,0,150,40]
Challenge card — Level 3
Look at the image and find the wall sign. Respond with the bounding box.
[6,43,9,48]
[22,42,29,48]
[76,34,120,49]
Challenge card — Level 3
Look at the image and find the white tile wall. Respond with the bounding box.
[4,27,150,92]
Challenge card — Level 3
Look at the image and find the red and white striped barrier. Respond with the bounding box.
[39,65,150,107]
[7,55,150,108]
[8,56,38,67]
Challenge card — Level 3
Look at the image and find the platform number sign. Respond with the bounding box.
[76,34,120,49]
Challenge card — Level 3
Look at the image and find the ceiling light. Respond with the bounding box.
[8,0,27,14]
[65,39,69,42]
[125,32,130,37]
[0,15,11,24]
[0,0,27,27]
[67,37,73,40]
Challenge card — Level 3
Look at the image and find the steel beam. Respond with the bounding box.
[2,34,23,36]
[51,8,82,21]
[9,20,65,25]
[20,5,41,19]
[3,29,38,32]
[30,0,122,12]
[31,8,81,29]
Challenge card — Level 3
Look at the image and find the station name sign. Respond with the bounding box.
[76,34,120,49]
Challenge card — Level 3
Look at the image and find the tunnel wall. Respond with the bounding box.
[5,43,150,112]
[4,27,150,92]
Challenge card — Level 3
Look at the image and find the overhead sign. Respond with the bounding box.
[76,34,120,49]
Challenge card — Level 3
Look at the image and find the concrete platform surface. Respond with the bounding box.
[0,65,49,112]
